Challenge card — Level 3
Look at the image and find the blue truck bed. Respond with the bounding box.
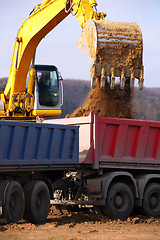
[0,120,79,172]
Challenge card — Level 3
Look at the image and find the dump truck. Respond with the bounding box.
[1,111,160,223]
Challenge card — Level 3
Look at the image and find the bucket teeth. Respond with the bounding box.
[130,68,135,89]
[100,67,106,88]
[139,79,144,90]
[139,67,144,90]
[91,77,96,89]
[110,77,115,89]
[90,63,144,90]
[120,69,125,89]
[130,78,135,89]
[110,67,115,89]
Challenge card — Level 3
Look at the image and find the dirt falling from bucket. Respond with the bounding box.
[66,81,134,119]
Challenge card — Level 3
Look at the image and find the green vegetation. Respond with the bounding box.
[0,77,7,91]
[0,77,160,121]
[133,88,160,121]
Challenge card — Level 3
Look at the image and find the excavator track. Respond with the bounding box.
[78,20,143,89]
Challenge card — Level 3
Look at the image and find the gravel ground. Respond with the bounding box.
[0,209,160,240]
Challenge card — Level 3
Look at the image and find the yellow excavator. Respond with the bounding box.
[0,0,143,119]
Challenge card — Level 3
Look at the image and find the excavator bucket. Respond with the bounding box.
[78,20,143,90]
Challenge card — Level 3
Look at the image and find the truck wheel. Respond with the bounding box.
[2,181,25,223]
[24,180,50,224]
[102,182,134,218]
[143,183,160,217]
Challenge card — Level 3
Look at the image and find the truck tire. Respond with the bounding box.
[24,180,50,224]
[143,183,160,217]
[2,181,25,223]
[102,182,134,218]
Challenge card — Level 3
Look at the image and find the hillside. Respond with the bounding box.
[61,79,90,117]
[0,77,7,91]
[0,77,160,121]
[133,87,160,121]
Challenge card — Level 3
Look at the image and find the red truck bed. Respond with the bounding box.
[89,112,160,170]
[44,112,160,170]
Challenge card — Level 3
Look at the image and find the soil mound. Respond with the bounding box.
[66,82,134,119]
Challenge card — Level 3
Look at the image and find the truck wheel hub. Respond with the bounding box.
[114,194,123,208]
[150,195,158,208]
[10,194,17,210]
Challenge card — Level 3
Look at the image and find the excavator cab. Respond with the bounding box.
[0,65,63,119]
[33,65,63,117]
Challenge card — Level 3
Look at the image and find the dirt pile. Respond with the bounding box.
[66,81,134,119]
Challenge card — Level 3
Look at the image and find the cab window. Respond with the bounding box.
[36,70,59,107]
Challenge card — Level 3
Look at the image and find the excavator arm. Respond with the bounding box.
[4,0,104,98]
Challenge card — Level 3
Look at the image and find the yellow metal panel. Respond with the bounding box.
[40,0,52,8]
[72,0,94,27]
[32,109,62,117]
[27,68,35,94]
[0,111,5,115]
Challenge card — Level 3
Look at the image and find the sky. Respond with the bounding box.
[0,0,160,88]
